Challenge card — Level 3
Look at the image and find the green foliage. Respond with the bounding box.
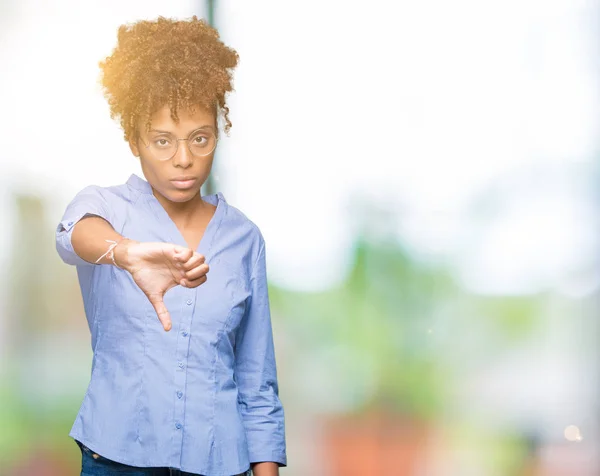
[270,238,455,419]
[0,367,82,470]
[473,296,543,341]
[271,236,542,420]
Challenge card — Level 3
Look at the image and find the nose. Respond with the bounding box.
[171,139,193,168]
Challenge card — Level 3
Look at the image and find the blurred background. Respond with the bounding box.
[0,0,599,474]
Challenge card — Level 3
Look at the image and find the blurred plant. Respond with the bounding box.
[0,193,88,472]
[270,200,544,422]
[271,236,455,420]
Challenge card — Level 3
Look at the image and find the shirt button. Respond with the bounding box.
[177,391,183,399]
[186,299,193,306]
[181,331,188,337]
[175,423,182,430]
[67,221,73,226]
[178,362,184,369]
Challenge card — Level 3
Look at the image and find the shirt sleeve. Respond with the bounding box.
[55,185,116,266]
[234,239,287,467]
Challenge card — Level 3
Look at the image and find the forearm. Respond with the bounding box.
[251,462,279,476]
[71,216,129,266]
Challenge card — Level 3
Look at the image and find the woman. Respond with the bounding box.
[55,16,286,476]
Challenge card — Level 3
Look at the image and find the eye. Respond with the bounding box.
[154,138,171,147]
[192,135,208,145]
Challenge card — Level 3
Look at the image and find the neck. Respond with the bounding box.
[152,189,207,227]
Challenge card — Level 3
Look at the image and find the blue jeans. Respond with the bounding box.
[77,440,251,476]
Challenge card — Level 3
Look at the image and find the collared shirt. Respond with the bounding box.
[55,174,287,476]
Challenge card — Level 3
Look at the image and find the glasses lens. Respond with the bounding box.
[188,130,217,157]
[148,134,177,161]
[145,130,217,160]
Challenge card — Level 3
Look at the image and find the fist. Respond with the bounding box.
[115,239,209,331]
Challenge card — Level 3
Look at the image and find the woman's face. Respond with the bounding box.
[129,105,217,204]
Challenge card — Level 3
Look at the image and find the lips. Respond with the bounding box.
[170,177,197,190]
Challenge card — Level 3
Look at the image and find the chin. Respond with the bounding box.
[170,185,202,201]
[152,184,193,203]
[167,190,198,203]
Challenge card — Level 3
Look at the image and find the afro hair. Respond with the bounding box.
[99,16,239,141]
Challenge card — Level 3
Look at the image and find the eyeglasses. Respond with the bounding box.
[139,128,218,161]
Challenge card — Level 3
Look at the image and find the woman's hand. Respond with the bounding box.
[114,239,209,331]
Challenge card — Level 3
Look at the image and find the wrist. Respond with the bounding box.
[113,238,137,271]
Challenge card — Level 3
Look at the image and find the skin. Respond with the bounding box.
[129,105,219,241]
[72,104,280,476]
[72,105,219,332]
[71,216,206,331]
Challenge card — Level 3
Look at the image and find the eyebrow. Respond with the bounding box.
[149,125,216,135]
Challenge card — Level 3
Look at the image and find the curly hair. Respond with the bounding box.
[99,16,239,142]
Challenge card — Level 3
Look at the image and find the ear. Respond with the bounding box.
[128,135,140,158]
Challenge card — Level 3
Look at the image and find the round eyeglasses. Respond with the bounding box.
[140,128,218,161]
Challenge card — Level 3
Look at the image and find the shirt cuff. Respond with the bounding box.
[55,212,108,266]
[249,451,287,467]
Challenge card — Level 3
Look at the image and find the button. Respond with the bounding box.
[181,331,188,337]
[175,423,182,430]
[67,221,73,226]
[186,299,193,306]
[178,362,184,369]
[177,391,183,399]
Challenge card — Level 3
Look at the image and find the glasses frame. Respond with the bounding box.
[139,128,218,161]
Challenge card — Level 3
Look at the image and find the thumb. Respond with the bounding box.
[147,293,172,331]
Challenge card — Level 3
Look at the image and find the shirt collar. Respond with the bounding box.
[126,173,226,204]
[127,173,153,194]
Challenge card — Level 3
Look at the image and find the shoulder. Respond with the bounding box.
[216,196,266,275]
[221,198,265,250]
[224,201,264,240]
[64,182,144,232]
[72,181,142,206]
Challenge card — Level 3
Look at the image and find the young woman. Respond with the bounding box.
[55,16,286,476]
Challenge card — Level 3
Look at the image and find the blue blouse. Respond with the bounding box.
[55,174,287,475]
